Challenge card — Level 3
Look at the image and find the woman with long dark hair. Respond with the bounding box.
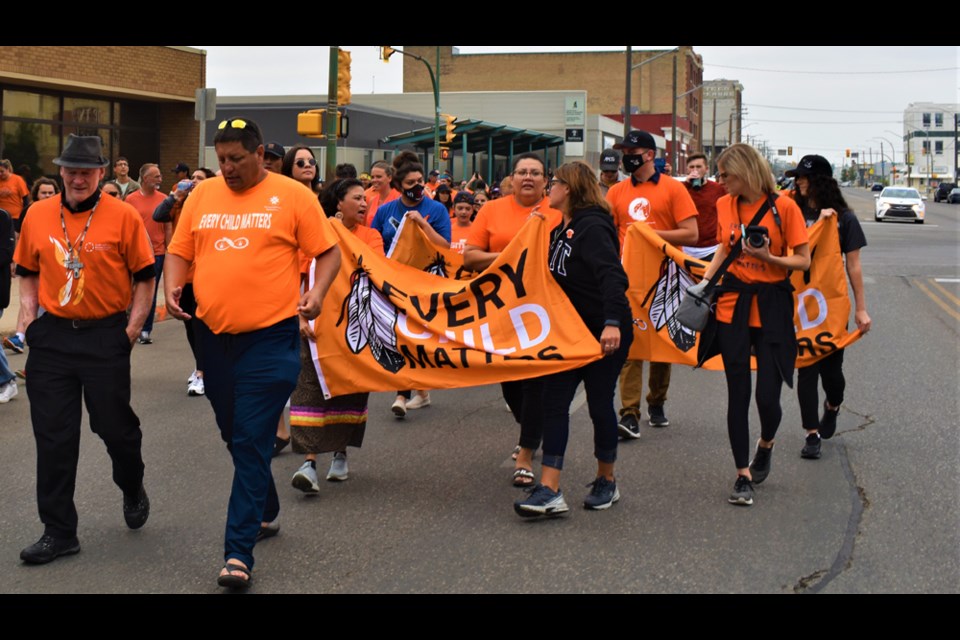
[513,161,633,516]
[282,145,320,193]
[698,143,810,506]
[786,155,870,459]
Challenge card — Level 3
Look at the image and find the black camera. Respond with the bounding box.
[743,225,769,249]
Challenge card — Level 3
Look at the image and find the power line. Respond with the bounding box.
[744,103,903,114]
[745,118,903,124]
[708,63,958,75]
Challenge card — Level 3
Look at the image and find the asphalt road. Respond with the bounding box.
[1,187,957,594]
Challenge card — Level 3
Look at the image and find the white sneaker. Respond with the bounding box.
[187,370,198,384]
[391,396,407,418]
[327,452,349,481]
[0,380,17,403]
[405,392,431,410]
[291,461,320,494]
[187,376,205,396]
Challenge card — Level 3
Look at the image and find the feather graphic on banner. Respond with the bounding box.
[425,253,449,278]
[337,256,406,373]
[644,257,697,352]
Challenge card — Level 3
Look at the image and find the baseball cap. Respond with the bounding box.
[264,142,285,159]
[599,149,620,171]
[614,130,656,152]
[785,154,832,178]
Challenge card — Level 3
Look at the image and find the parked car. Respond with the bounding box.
[870,183,884,192]
[947,188,960,204]
[875,187,925,223]
[934,182,957,203]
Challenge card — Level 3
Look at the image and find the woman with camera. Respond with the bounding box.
[785,155,870,460]
[698,144,810,506]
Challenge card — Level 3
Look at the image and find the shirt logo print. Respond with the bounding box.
[270,196,279,205]
[214,237,250,251]
[628,197,651,222]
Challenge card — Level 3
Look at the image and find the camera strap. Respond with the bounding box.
[702,197,773,292]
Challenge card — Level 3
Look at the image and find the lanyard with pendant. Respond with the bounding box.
[59,199,99,278]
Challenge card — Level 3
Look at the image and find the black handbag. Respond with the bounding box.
[676,196,778,331]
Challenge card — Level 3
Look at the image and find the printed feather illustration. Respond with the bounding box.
[49,236,85,307]
[338,257,405,373]
[425,253,449,278]
[643,257,696,352]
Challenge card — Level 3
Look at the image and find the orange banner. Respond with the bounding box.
[309,217,602,398]
[622,216,860,370]
[388,215,475,280]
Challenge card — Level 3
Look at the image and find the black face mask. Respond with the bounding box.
[403,183,425,202]
[622,153,646,174]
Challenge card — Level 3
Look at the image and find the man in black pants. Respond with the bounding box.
[14,134,156,564]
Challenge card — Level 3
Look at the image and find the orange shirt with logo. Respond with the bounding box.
[466,196,561,253]
[450,223,472,254]
[168,173,338,335]
[0,173,30,220]
[605,175,698,248]
[714,193,809,327]
[124,189,168,255]
[363,187,400,226]
[14,193,155,319]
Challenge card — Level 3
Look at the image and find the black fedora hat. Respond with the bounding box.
[53,135,110,169]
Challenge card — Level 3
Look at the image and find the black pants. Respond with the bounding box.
[25,312,144,539]
[717,321,785,469]
[797,348,845,430]
[180,283,203,371]
[502,377,545,451]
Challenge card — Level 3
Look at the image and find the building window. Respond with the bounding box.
[935,141,943,155]
[922,113,931,127]
[922,140,931,154]
[935,113,943,127]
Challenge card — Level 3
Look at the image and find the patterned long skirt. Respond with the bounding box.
[290,339,368,454]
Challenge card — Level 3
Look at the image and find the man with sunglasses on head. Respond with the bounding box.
[606,130,699,437]
[164,116,341,590]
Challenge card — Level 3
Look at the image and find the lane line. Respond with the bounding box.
[914,280,960,322]
[928,279,960,306]
[934,278,960,283]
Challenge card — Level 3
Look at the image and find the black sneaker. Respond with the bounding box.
[514,484,569,518]
[20,534,81,564]
[123,485,150,530]
[749,443,774,484]
[801,432,822,459]
[820,402,840,439]
[648,405,670,428]
[617,413,641,439]
[728,475,754,506]
[583,476,620,510]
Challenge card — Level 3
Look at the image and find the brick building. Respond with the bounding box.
[0,46,205,185]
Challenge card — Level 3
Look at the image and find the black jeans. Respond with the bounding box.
[179,283,203,371]
[541,330,632,471]
[797,348,845,430]
[25,312,144,539]
[717,321,785,469]
[502,377,544,451]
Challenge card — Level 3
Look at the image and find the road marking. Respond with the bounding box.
[914,279,960,322]
[928,279,960,306]
[860,220,939,227]
[934,278,960,283]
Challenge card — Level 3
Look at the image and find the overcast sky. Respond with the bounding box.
[196,46,958,169]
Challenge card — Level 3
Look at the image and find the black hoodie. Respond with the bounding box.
[548,206,631,337]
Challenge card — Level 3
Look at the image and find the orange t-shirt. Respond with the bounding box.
[0,173,30,220]
[714,193,809,327]
[466,196,561,253]
[351,222,384,256]
[14,193,155,319]
[364,187,400,226]
[124,189,168,255]
[450,223,472,254]
[168,172,338,335]
[605,174,698,248]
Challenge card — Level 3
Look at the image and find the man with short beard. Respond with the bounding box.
[125,163,169,344]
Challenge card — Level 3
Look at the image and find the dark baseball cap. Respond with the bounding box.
[599,148,620,171]
[614,130,656,152]
[264,142,285,159]
[429,169,440,177]
[785,155,832,178]
[172,162,190,174]
[453,191,475,205]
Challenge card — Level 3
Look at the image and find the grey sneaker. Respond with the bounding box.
[617,413,641,439]
[327,452,349,481]
[749,443,774,484]
[648,405,670,427]
[583,476,620,510]
[514,484,569,518]
[728,475,754,506]
[292,461,320,494]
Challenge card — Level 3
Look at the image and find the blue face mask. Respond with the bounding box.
[404,183,425,202]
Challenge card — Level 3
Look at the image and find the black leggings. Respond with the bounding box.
[796,348,845,430]
[717,322,785,469]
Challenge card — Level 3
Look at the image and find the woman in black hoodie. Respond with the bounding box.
[514,161,633,518]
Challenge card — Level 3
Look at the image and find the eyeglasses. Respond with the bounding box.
[514,170,544,178]
[295,158,317,168]
[719,172,732,180]
[218,118,250,131]
[549,178,565,186]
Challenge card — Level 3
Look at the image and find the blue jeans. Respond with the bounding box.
[141,254,165,334]
[196,316,300,569]
[0,342,13,384]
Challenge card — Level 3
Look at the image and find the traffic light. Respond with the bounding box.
[787,146,793,155]
[440,147,450,161]
[337,49,352,106]
[298,109,326,138]
[380,46,395,62]
[442,114,457,143]
[845,149,851,158]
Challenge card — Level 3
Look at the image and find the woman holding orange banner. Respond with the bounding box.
[785,155,870,460]
[513,161,633,517]
[464,153,562,488]
[698,144,810,507]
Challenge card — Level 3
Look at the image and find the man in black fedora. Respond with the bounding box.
[14,134,156,564]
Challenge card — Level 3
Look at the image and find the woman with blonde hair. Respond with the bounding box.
[513,161,632,517]
[696,144,810,506]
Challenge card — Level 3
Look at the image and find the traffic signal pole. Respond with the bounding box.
[326,46,339,183]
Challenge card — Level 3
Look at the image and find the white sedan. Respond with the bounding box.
[875,187,925,224]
